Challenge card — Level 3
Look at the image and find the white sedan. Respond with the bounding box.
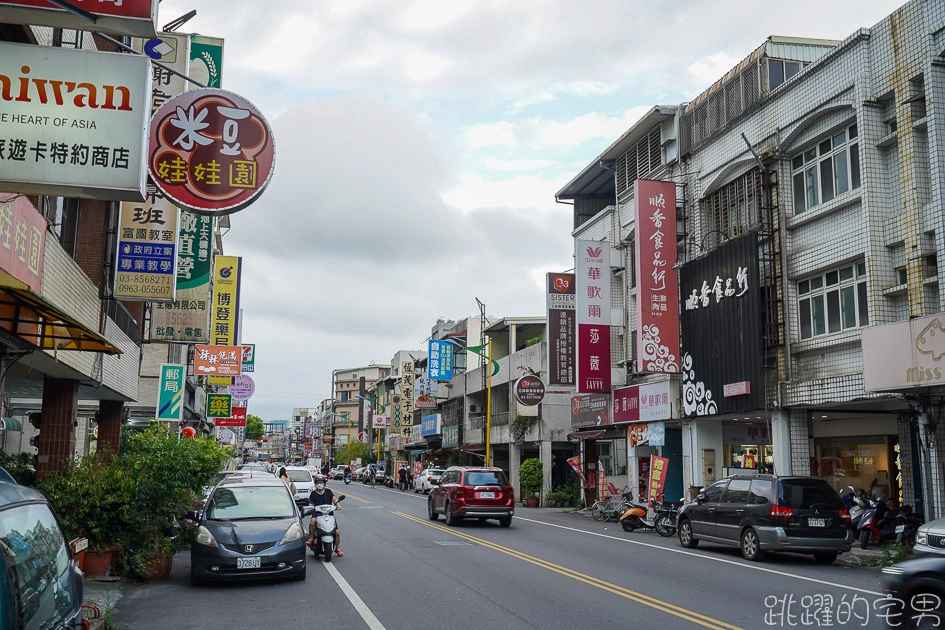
[414,468,445,493]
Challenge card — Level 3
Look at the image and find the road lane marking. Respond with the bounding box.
[515,515,886,597]
[338,492,372,504]
[393,511,741,630]
[323,561,387,630]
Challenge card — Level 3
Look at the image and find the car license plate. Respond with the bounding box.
[479,491,495,499]
[896,524,905,533]
[237,557,260,569]
[808,518,826,527]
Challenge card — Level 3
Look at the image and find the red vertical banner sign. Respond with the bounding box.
[634,179,680,373]
[575,240,611,393]
[647,455,669,504]
[566,456,589,488]
[546,272,576,386]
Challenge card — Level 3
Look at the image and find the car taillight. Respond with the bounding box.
[838,509,851,521]
[427,477,433,482]
[770,505,793,519]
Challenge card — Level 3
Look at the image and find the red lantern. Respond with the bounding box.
[180,426,197,439]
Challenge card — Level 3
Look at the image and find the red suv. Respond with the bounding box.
[428,467,514,527]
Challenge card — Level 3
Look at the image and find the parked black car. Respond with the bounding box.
[676,474,854,563]
[0,480,85,629]
[190,475,314,585]
[882,556,945,628]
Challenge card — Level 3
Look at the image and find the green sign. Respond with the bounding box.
[177,212,212,290]
[443,424,459,448]
[207,393,232,418]
[157,364,186,421]
[189,35,224,88]
[241,344,255,373]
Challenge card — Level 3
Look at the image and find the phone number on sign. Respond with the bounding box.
[765,593,942,627]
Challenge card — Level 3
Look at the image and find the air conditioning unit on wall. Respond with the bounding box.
[469,404,479,414]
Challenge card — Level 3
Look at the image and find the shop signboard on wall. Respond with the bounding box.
[189,35,224,89]
[679,231,763,416]
[546,272,575,386]
[0,0,158,38]
[216,405,246,427]
[156,364,185,421]
[148,89,276,216]
[206,393,232,419]
[722,423,769,446]
[0,42,150,200]
[210,255,241,345]
[575,242,610,393]
[634,179,680,374]
[135,32,190,114]
[114,194,178,301]
[240,344,255,373]
[570,393,610,429]
[442,424,459,448]
[513,375,546,406]
[228,375,255,400]
[862,312,945,391]
[194,344,242,377]
[613,380,673,423]
[400,361,415,439]
[0,196,45,291]
[427,339,454,380]
[415,376,437,409]
[150,211,212,342]
[421,414,442,437]
[628,422,666,447]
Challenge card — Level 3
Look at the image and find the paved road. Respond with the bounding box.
[111,483,895,629]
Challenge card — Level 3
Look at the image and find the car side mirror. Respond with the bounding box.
[696,494,706,504]
[301,506,315,518]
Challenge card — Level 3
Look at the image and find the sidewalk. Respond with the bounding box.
[82,576,123,630]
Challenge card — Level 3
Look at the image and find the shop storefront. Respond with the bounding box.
[722,422,773,475]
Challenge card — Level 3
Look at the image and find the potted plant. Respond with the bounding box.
[37,449,131,577]
[519,458,543,507]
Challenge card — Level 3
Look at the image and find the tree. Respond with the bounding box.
[335,442,372,466]
[245,414,264,440]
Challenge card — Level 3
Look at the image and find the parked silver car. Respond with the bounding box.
[914,516,945,555]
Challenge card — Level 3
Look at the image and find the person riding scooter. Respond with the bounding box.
[308,475,343,557]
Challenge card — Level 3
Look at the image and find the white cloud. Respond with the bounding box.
[442,173,571,214]
[401,0,475,30]
[403,50,452,82]
[533,107,652,148]
[466,121,517,150]
[483,157,557,171]
[687,51,742,87]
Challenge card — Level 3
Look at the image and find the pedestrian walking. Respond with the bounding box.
[368,464,377,488]
[398,465,407,491]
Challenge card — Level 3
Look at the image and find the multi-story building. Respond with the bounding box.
[329,364,391,452]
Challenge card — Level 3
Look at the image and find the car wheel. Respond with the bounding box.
[740,528,764,561]
[444,501,456,526]
[292,562,307,581]
[813,552,838,565]
[499,517,511,527]
[428,498,439,521]
[678,518,698,548]
[190,572,202,587]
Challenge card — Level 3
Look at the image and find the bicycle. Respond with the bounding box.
[590,487,633,522]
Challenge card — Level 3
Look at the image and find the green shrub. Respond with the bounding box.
[0,451,36,486]
[519,458,543,496]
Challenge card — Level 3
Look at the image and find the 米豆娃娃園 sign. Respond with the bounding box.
[148,89,275,216]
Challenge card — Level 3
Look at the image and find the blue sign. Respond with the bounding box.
[421,414,441,437]
[428,340,454,380]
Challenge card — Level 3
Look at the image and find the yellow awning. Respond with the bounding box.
[0,270,120,356]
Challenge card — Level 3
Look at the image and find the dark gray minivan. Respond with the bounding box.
[676,474,854,563]
[0,481,84,629]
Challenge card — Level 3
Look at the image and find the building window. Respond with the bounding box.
[340,391,349,402]
[797,262,869,340]
[768,59,803,90]
[791,124,860,214]
[702,168,763,250]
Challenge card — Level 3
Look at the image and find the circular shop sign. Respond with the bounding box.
[514,375,546,406]
[228,375,256,400]
[148,88,276,217]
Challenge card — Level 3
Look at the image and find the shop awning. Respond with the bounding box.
[0,270,120,355]
[568,429,607,440]
[0,417,21,431]
[410,449,425,455]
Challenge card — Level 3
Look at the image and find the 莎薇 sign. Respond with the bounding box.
[0,42,151,201]
[148,89,275,216]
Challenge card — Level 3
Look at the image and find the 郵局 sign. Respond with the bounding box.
[634,179,680,373]
[194,344,242,377]
[0,0,158,38]
[156,363,185,421]
[148,89,275,216]
[0,42,151,200]
[210,256,241,346]
[513,375,546,406]
[206,393,232,419]
[114,192,178,302]
[0,196,45,291]
[216,405,247,427]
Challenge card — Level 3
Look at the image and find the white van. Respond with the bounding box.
[284,466,315,504]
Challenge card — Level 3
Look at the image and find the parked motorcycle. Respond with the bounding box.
[311,495,345,562]
[653,496,682,538]
[619,490,659,533]
[894,507,924,546]
[859,497,913,549]
[841,486,871,529]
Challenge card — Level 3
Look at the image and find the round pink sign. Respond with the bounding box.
[148,88,276,216]
[228,375,255,400]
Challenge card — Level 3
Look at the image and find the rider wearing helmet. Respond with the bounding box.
[308,474,343,556]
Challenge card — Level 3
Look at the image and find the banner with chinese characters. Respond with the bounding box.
[647,455,669,503]
[566,456,590,488]
[415,376,436,409]
[613,380,673,424]
[547,272,575,386]
[206,393,232,419]
[570,393,610,429]
[679,231,763,416]
[634,179,680,374]
[194,344,242,377]
[156,363,185,421]
[0,196,45,291]
[0,42,150,201]
[150,210,212,341]
[134,32,190,114]
[442,424,459,448]
[400,361,415,439]
[114,194,178,301]
[210,255,241,346]
[427,339,453,380]
[216,405,246,427]
[575,241,611,393]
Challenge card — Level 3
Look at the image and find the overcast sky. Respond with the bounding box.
[156,0,903,422]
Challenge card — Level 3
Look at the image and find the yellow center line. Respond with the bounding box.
[393,511,742,630]
[337,491,372,504]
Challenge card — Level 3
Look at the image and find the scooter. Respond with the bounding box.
[310,495,345,562]
[618,490,658,533]
[894,507,924,545]
[653,495,683,538]
[841,486,870,529]
[343,470,352,485]
[858,496,908,549]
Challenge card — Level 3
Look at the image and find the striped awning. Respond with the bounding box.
[0,417,22,431]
